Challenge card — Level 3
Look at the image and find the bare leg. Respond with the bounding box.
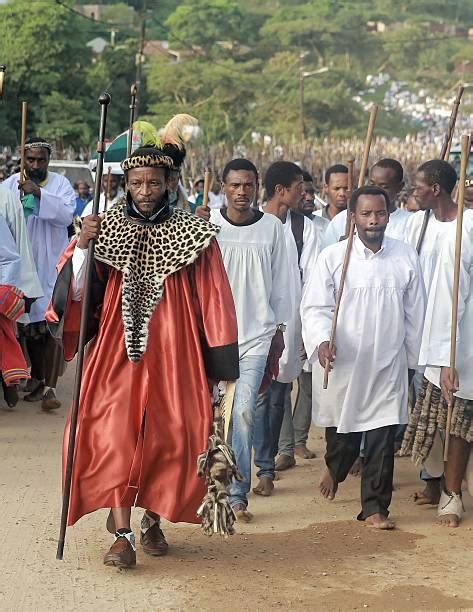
[413,479,441,505]
[439,436,470,528]
[111,507,132,530]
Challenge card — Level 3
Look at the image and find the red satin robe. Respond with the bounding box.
[46,239,239,526]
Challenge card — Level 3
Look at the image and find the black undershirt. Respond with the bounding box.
[220,207,263,227]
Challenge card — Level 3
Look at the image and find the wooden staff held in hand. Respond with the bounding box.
[443,133,470,462]
[56,92,111,561]
[416,85,465,254]
[202,169,211,210]
[323,105,378,389]
[19,101,27,195]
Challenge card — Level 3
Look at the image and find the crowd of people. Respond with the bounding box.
[0,121,472,570]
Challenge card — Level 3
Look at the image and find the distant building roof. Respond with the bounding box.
[86,37,109,54]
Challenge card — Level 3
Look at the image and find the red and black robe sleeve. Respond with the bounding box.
[191,239,240,381]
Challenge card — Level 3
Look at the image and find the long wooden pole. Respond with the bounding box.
[19,101,27,191]
[0,65,6,99]
[56,93,111,561]
[202,169,211,210]
[342,157,355,239]
[416,85,465,254]
[443,133,469,462]
[323,105,378,389]
[103,166,112,213]
[127,83,137,158]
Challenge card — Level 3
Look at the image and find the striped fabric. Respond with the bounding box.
[0,285,25,322]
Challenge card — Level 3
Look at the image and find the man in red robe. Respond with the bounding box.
[47,141,239,568]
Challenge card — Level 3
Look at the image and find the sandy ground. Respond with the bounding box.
[1,366,472,612]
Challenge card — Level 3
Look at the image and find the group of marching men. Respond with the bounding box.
[0,119,471,569]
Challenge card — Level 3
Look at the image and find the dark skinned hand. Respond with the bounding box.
[20,179,41,198]
[195,205,210,221]
[318,341,336,370]
[440,366,459,404]
[78,214,102,249]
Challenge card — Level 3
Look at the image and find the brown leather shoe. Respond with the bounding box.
[41,388,61,411]
[103,535,136,568]
[140,523,169,556]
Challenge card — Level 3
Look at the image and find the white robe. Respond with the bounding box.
[277,212,318,383]
[420,209,473,400]
[209,209,292,358]
[0,216,21,287]
[405,210,456,295]
[301,235,425,433]
[0,186,43,301]
[2,172,75,322]
[323,207,412,249]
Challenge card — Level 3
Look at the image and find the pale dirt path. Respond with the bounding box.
[1,365,472,611]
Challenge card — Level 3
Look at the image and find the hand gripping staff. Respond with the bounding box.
[323,105,378,389]
[56,93,111,560]
[443,133,470,461]
[416,85,464,254]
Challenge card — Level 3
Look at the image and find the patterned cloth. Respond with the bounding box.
[401,376,473,465]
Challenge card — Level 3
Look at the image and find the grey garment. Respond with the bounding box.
[278,371,313,456]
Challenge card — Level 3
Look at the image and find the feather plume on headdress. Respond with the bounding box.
[160,114,198,148]
[132,120,162,148]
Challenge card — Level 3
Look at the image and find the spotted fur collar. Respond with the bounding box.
[94,204,219,362]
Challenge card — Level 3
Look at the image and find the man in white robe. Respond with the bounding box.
[251,161,317,496]
[0,186,43,303]
[301,185,425,529]
[323,158,411,248]
[196,158,291,521]
[80,171,124,217]
[404,159,458,505]
[403,210,473,527]
[2,137,75,410]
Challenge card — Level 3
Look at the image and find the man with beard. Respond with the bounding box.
[47,139,239,568]
[301,186,425,529]
[323,159,411,247]
[315,164,348,221]
[3,137,75,411]
[81,172,124,217]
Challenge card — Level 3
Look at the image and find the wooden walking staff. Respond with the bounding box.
[202,168,211,209]
[0,65,6,99]
[56,92,111,561]
[19,101,27,193]
[342,156,355,239]
[443,133,469,462]
[127,83,137,158]
[416,85,465,253]
[323,104,378,389]
[103,166,112,212]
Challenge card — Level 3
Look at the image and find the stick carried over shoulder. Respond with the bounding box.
[56,93,111,561]
[323,105,378,389]
[19,101,27,194]
[342,157,355,239]
[416,85,465,254]
[443,133,469,462]
[202,168,211,210]
[127,83,137,158]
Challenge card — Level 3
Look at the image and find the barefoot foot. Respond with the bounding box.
[349,456,362,477]
[319,469,338,500]
[252,476,274,497]
[413,480,441,505]
[365,513,395,530]
[438,513,460,527]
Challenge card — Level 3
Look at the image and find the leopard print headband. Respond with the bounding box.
[121,152,174,172]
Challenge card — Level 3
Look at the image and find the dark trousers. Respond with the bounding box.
[26,333,64,388]
[325,425,396,519]
[253,381,290,478]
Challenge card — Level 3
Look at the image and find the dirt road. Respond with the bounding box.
[1,367,472,611]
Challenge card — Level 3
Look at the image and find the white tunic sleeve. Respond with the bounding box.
[270,219,293,324]
[300,249,335,363]
[71,246,89,301]
[299,216,318,287]
[402,250,426,369]
[38,176,75,227]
